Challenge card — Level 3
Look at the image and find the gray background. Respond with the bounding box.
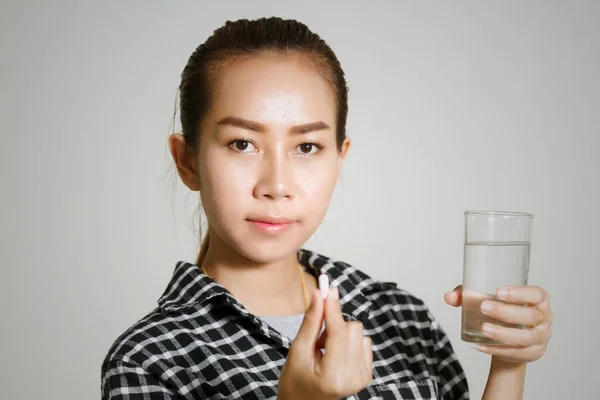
[1,1,598,398]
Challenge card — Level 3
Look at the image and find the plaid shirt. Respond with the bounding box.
[101,249,469,399]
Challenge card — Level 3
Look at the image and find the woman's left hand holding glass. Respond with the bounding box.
[445,284,553,364]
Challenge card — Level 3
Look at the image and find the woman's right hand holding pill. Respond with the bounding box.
[277,284,373,400]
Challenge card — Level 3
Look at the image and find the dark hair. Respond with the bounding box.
[176,17,349,265]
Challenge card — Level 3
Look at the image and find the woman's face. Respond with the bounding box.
[197,53,350,263]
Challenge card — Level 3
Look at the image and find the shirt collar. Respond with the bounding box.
[158,248,380,322]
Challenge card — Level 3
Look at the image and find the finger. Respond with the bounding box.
[481,322,541,347]
[362,336,373,372]
[480,301,542,327]
[496,285,547,306]
[444,285,463,307]
[472,343,546,362]
[541,306,554,325]
[346,321,366,367]
[324,287,345,331]
[347,320,365,343]
[294,289,325,350]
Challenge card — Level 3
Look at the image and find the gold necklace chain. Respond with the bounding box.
[200,263,310,312]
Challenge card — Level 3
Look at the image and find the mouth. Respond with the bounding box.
[246,217,295,235]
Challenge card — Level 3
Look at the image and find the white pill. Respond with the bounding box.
[318,274,330,299]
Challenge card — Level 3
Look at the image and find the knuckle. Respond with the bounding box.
[321,380,345,397]
[286,343,304,359]
[532,285,545,302]
[539,285,548,295]
[362,367,371,383]
[524,332,536,347]
[349,320,363,328]
[290,343,309,356]
[532,345,545,361]
[531,308,542,324]
[497,304,510,319]
[348,321,364,334]
[544,328,552,344]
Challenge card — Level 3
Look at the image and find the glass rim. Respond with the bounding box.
[464,210,533,218]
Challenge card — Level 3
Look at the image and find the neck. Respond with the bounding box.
[201,233,316,317]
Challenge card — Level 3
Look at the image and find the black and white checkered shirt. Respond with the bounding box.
[101,249,469,399]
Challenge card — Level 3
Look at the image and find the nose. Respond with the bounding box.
[253,151,294,201]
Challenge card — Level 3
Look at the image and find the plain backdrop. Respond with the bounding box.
[1,1,599,399]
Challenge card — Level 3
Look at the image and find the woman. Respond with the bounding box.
[101,17,553,399]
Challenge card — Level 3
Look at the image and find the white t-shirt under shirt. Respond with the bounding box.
[259,313,326,343]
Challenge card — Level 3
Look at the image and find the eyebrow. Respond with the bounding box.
[216,117,330,134]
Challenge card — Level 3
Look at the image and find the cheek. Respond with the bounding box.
[296,158,339,213]
[198,154,255,214]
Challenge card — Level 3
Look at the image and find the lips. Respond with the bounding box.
[247,217,294,235]
[247,217,294,225]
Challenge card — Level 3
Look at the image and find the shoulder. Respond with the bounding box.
[101,307,170,373]
[100,307,189,399]
[101,260,213,371]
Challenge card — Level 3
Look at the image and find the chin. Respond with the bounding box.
[236,239,302,264]
[212,220,319,264]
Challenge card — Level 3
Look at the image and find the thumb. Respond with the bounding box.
[293,289,325,350]
[444,284,463,307]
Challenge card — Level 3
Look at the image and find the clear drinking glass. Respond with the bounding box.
[461,210,533,345]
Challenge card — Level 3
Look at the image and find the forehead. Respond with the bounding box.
[208,53,337,126]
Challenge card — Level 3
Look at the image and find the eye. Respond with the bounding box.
[296,143,322,155]
[228,139,257,153]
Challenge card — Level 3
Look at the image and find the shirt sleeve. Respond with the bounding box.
[101,357,184,400]
[425,307,470,400]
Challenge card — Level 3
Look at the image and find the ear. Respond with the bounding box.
[336,137,351,180]
[168,133,200,191]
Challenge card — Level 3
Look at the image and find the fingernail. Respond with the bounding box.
[496,288,509,299]
[472,344,487,352]
[481,323,494,333]
[480,301,493,314]
[319,274,329,299]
